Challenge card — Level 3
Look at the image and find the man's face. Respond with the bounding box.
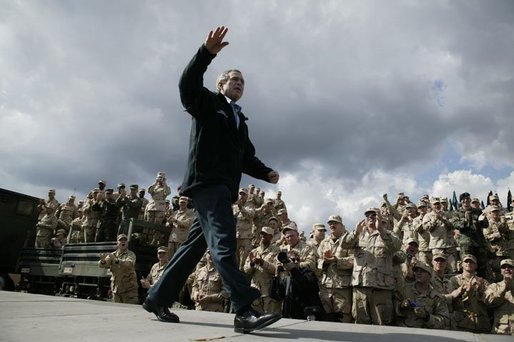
[406,242,418,256]
[471,201,480,209]
[414,268,431,284]
[284,230,299,247]
[313,228,325,240]
[418,206,427,214]
[139,191,145,198]
[260,232,273,245]
[463,259,477,273]
[277,191,282,199]
[365,212,377,229]
[179,200,187,209]
[461,197,471,209]
[117,238,128,251]
[268,219,278,230]
[432,202,442,213]
[99,183,105,190]
[328,221,343,237]
[157,251,168,262]
[220,71,245,101]
[48,191,55,200]
[501,264,513,279]
[432,258,447,273]
[238,192,247,203]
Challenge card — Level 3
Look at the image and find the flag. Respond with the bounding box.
[486,190,493,207]
[452,191,458,211]
[508,189,512,212]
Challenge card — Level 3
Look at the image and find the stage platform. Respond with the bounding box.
[0,291,510,341]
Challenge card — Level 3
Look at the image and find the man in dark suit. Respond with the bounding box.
[143,26,281,334]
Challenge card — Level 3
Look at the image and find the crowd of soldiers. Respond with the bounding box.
[34,177,514,335]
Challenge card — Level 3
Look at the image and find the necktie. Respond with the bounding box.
[230,101,241,128]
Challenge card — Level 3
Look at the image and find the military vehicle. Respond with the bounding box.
[1,188,169,303]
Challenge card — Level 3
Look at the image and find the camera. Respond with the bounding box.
[277,251,291,264]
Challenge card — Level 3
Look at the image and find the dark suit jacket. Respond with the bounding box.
[178,45,273,202]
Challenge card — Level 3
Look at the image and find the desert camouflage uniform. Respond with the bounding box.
[342,228,401,325]
[484,279,514,335]
[318,235,354,322]
[397,282,450,329]
[98,249,139,304]
[168,207,195,257]
[233,200,255,270]
[447,273,490,333]
[243,242,281,314]
[35,211,58,248]
[191,264,228,312]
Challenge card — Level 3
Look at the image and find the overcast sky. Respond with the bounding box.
[2,0,513,232]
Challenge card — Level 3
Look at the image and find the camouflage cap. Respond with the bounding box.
[405,203,417,209]
[462,254,477,263]
[139,188,145,192]
[489,194,499,201]
[405,237,419,246]
[364,208,377,215]
[432,252,447,261]
[440,197,448,203]
[157,246,168,253]
[48,189,56,193]
[313,223,326,230]
[277,208,288,215]
[117,183,126,188]
[105,188,114,194]
[471,197,480,203]
[179,196,189,202]
[239,188,248,194]
[327,215,343,224]
[129,184,138,190]
[413,262,432,274]
[431,197,441,204]
[98,179,106,185]
[117,234,128,241]
[260,226,275,235]
[417,201,427,207]
[486,205,500,213]
[282,224,298,233]
[268,216,279,223]
[500,259,514,267]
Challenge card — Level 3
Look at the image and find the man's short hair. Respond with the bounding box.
[216,69,242,92]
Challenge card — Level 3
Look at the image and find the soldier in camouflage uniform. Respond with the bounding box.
[282,226,318,273]
[449,193,488,277]
[98,234,139,304]
[145,173,171,245]
[446,254,490,333]
[82,189,101,243]
[484,259,514,335]
[244,226,281,314]
[308,223,326,249]
[233,188,255,270]
[342,208,401,325]
[141,246,169,289]
[167,196,195,257]
[318,215,354,322]
[67,208,84,244]
[37,189,59,220]
[92,189,120,242]
[413,201,431,265]
[35,205,58,248]
[56,195,78,235]
[253,198,277,246]
[138,188,149,221]
[394,202,419,245]
[191,251,228,312]
[483,205,510,282]
[397,262,449,329]
[116,185,143,236]
[274,190,286,211]
[423,197,457,273]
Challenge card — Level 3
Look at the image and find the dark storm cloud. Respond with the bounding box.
[1,0,513,226]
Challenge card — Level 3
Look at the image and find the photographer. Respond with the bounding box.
[269,250,325,320]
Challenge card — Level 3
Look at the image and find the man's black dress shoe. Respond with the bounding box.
[234,309,281,334]
[142,297,180,323]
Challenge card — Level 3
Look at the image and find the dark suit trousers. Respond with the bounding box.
[147,184,260,311]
